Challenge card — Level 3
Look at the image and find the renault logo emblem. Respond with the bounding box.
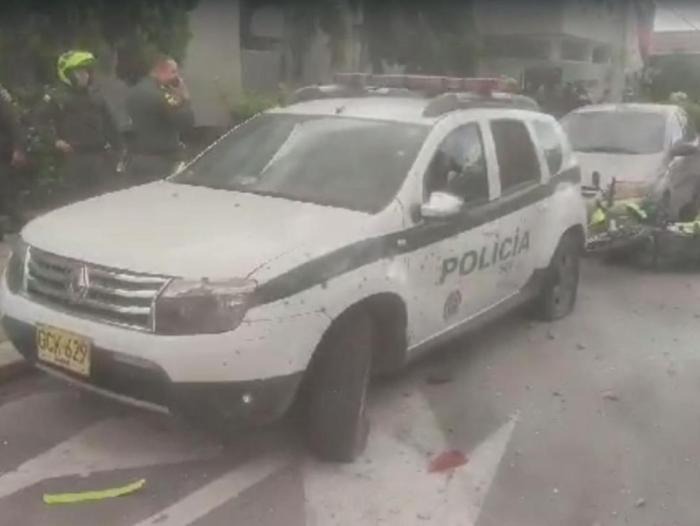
[67,265,90,303]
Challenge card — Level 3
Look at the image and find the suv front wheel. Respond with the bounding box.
[535,231,581,320]
[305,309,373,462]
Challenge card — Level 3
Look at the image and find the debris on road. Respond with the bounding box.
[602,390,620,402]
[426,370,454,386]
[43,479,146,505]
[576,343,587,350]
[428,449,468,473]
[635,498,646,508]
[547,330,556,341]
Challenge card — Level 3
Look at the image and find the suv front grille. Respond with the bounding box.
[25,248,170,331]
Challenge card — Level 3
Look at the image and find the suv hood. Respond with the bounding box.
[576,151,666,188]
[22,182,372,279]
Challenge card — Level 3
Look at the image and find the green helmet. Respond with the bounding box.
[57,50,96,85]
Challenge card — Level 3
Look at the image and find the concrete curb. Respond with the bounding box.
[0,341,31,383]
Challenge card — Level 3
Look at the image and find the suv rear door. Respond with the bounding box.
[485,117,545,299]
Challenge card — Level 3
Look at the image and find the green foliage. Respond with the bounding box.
[0,1,199,205]
[0,1,198,89]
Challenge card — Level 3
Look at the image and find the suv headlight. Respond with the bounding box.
[154,278,256,335]
[5,238,28,294]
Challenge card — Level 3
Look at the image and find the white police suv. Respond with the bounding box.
[0,75,586,461]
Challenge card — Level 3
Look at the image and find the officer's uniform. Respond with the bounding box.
[0,84,24,235]
[41,83,123,202]
[126,77,194,183]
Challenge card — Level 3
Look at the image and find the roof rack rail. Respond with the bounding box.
[286,73,538,116]
[334,73,518,95]
[422,92,540,118]
[287,83,419,105]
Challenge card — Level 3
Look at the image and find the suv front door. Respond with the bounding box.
[405,120,501,352]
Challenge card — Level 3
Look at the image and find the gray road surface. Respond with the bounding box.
[0,258,699,526]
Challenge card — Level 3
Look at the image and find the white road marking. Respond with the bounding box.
[302,391,518,526]
[0,385,516,525]
[0,416,221,500]
[132,452,291,526]
[444,415,518,524]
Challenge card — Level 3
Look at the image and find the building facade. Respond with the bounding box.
[474,0,654,102]
[177,0,654,127]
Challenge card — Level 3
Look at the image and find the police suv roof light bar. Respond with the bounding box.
[333,73,516,97]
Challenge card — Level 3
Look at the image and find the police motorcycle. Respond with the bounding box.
[585,174,700,265]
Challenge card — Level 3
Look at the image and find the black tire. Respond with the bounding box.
[535,231,581,321]
[305,309,373,462]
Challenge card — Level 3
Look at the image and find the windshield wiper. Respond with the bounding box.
[575,146,641,154]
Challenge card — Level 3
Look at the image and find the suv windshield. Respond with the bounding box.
[561,111,666,155]
[172,113,428,213]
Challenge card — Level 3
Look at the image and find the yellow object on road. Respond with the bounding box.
[43,478,146,505]
[590,207,607,227]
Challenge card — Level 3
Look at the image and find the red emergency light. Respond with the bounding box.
[333,73,517,95]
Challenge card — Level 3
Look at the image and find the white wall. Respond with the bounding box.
[475,0,646,102]
[181,0,243,127]
[560,0,624,42]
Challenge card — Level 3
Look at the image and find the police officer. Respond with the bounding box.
[126,54,194,183]
[41,50,124,202]
[0,83,26,239]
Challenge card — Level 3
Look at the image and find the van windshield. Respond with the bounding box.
[172,113,429,213]
[561,110,666,155]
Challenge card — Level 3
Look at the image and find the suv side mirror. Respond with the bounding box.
[671,141,699,157]
[420,191,464,220]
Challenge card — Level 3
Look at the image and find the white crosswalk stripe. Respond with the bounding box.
[132,452,292,526]
[0,380,516,526]
[0,413,221,500]
[302,391,517,526]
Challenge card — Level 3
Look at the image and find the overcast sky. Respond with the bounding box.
[655,2,700,31]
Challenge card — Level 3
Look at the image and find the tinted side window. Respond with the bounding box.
[534,120,564,175]
[491,119,541,191]
[425,123,489,204]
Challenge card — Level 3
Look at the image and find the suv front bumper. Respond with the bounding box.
[0,273,327,427]
[2,315,303,426]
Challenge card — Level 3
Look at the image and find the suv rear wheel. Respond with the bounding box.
[535,231,581,320]
[305,309,373,462]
